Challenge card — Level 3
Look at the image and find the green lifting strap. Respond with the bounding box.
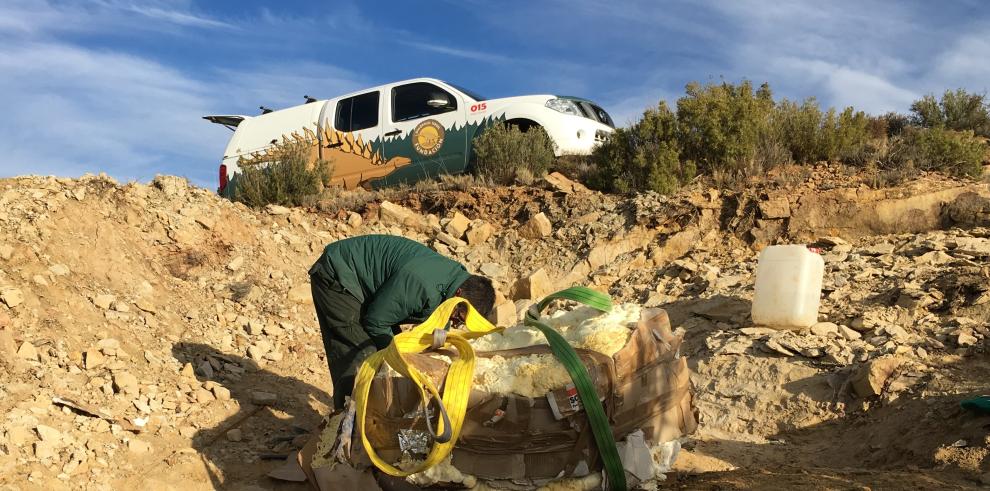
[524,286,626,491]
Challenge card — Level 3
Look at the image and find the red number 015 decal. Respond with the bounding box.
[470,103,487,112]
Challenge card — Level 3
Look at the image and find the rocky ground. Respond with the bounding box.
[1,168,990,490]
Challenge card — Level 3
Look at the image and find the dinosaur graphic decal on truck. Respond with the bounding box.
[205,78,615,195]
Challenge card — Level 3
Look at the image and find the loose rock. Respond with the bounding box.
[445,212,471,239]
[1,288,24,308]
[851,357,906,397]
[17,341,38,361]
[180,363,196,378]
[35,425,62,443]
[518,213,552,239]
[759,196,791,219]
[810,322,839,337]
[251,391,277,406]
[511,269,553,300]
[347,211,363,228]
[92,294,115,310]
[85,349,105,369]
[212,385,231,401]
[226,428,243,442]
[112,372,139,394]
[466,221,495,246]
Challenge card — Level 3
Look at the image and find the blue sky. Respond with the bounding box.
[1,0,988,188]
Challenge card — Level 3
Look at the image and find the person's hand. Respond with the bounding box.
[370,333,393,350]
[331,397,356,462]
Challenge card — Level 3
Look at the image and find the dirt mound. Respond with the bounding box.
[1,171,989,489]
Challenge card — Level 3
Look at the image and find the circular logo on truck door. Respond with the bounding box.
[412,119,445,156]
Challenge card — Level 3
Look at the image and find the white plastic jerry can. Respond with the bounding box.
[751,245,825,329]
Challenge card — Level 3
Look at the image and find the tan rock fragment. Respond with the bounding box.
[851,356,906,397]
[518,213,552,239]
[445,212,471,239]
[511,269,553,300]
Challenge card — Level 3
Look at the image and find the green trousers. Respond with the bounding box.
[309,264,377,410]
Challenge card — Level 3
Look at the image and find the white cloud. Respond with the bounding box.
[774,58,917,113]
[0,0,235,37]
[119,4,235,30]
[401,41,512,64]
[215,61,367,111]
[932,28,990,93]
[0,1,93,36]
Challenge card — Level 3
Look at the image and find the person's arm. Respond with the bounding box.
[361,272,431,350]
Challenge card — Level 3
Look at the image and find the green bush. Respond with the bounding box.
[472,123,555,185]
[827,107,872,163]
[232,142,333,208]
[894,127,986,177]
[889,113,913,137]
[911,89,990,137]
[771,98,821,164]
[676,80,775,177]
[589,102,694,194]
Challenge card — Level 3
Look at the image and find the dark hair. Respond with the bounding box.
[458,275,496,318]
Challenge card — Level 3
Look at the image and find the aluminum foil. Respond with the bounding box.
[398,429,430,456]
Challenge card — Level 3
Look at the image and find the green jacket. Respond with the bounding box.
[312,234,470,344]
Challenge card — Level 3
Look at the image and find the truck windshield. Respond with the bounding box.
[448,83,486,102]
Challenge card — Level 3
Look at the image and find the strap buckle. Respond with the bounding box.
[429,328,447,351]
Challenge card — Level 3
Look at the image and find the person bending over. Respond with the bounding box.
[308,234,495,409]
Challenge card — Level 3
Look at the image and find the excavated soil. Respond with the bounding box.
[1,169,990,490]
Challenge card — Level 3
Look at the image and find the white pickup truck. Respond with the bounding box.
[205,77,615,193]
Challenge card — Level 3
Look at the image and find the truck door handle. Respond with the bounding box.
[385,129,402,137]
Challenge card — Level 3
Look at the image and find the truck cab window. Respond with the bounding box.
[335,91,379,132]
[392,83,457,123]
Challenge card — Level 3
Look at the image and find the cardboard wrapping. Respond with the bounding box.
[360,307,697,481]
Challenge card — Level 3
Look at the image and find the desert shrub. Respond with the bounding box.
[553,155,596,183]
[472,123,555,184]
[232,142,333,207]
[878,112,911,137]
[771,98,821,163]
[768,98,872,165]
[583,80,989,194]
[828,107,872,163]
[810,107,863,163]
[588,102,694,194]
[676,80,775,177]
[892,127,986,177]
[864,157,920,188]
[911,89,990,137]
